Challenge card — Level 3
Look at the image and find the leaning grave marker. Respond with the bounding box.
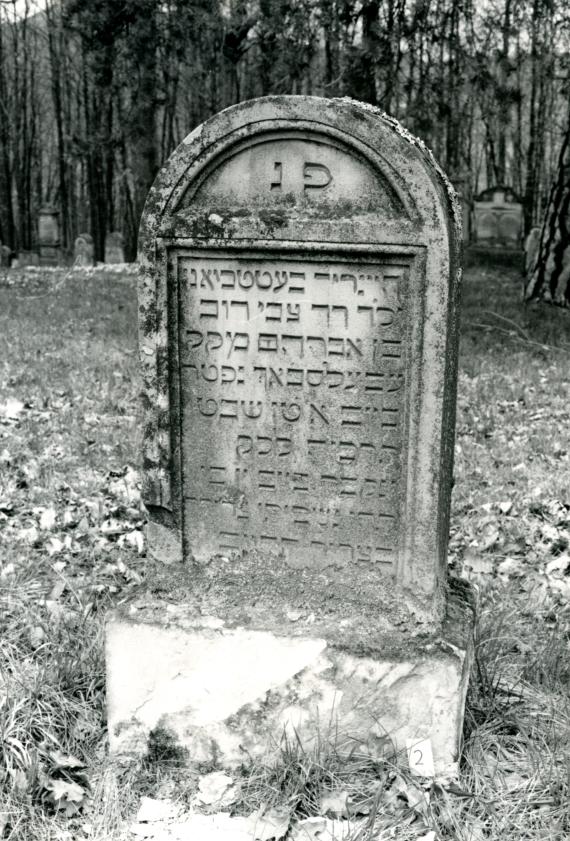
[106,96,476,777]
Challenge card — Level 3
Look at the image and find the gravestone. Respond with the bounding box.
[38,206,61,266]
[0,243,11,268]
[106,96,476,777]
[473,186,523,247]
[74,233,94,267]
[15,250,40,268]
[105,231,125,264]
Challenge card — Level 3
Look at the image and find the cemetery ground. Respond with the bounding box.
[0,261,569,841]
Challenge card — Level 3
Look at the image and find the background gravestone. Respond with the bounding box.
[38,206,61,266]
[473,186,523,248]
[0,243,11,268]
[106,96,476,777]
[105,231,125,264]
[74,233,95,267]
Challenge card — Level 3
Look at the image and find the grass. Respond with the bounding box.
[0,261,569,839]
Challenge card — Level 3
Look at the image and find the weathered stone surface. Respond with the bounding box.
[137,95,462,629]
[106,583,475,778]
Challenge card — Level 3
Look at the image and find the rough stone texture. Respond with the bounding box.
[106,582,475,778]
[473,186,523,248]
[137,95,462,630]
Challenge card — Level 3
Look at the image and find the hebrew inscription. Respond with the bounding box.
[177,253,409,570]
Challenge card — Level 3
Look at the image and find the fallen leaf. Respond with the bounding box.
[40,508,57,530]
[1,398,24,420]
[45,778,87,816]
[290,816,362,841]
[126,530,144,553]
[50,751,85,771]
[248,807,291,840]
[479,523,500,551]
[136,796,179,823]
[497,557,523,577]
[545,555,570,576]
[29,625,45,648]
[19,525,39,545]
[319,790,349,817]
[541,524,560,543]
[46,537,65,556]
[76,516,90,534]
[462,550,494,578]
[501,772,528,792]
[100,518,126,536]
[44,600,65,622]
[196,771,237,808]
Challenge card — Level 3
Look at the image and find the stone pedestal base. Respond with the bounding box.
[106,583,475,778]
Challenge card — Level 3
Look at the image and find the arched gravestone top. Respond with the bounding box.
[138,96,461,629]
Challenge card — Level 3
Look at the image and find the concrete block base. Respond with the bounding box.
[106,583,475,778]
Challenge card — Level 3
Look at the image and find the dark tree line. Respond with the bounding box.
[0,0,569,264]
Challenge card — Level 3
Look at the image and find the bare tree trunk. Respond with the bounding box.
[525,118,570,306]
[46,0,70,252]
[0,20,15,249]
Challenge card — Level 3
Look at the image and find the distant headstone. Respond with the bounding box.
[105,231,125,264]
[17,250,40,267]
[74,233,94,267]
[106,96,476,777]
[473,186,523,247]
[38,206,61,266]
[0,244,11,268]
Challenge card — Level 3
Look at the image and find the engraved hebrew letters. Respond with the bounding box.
[178,252,409,571]
[267,160,333,195]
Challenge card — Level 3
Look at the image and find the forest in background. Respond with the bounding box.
[0,0,569,262]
